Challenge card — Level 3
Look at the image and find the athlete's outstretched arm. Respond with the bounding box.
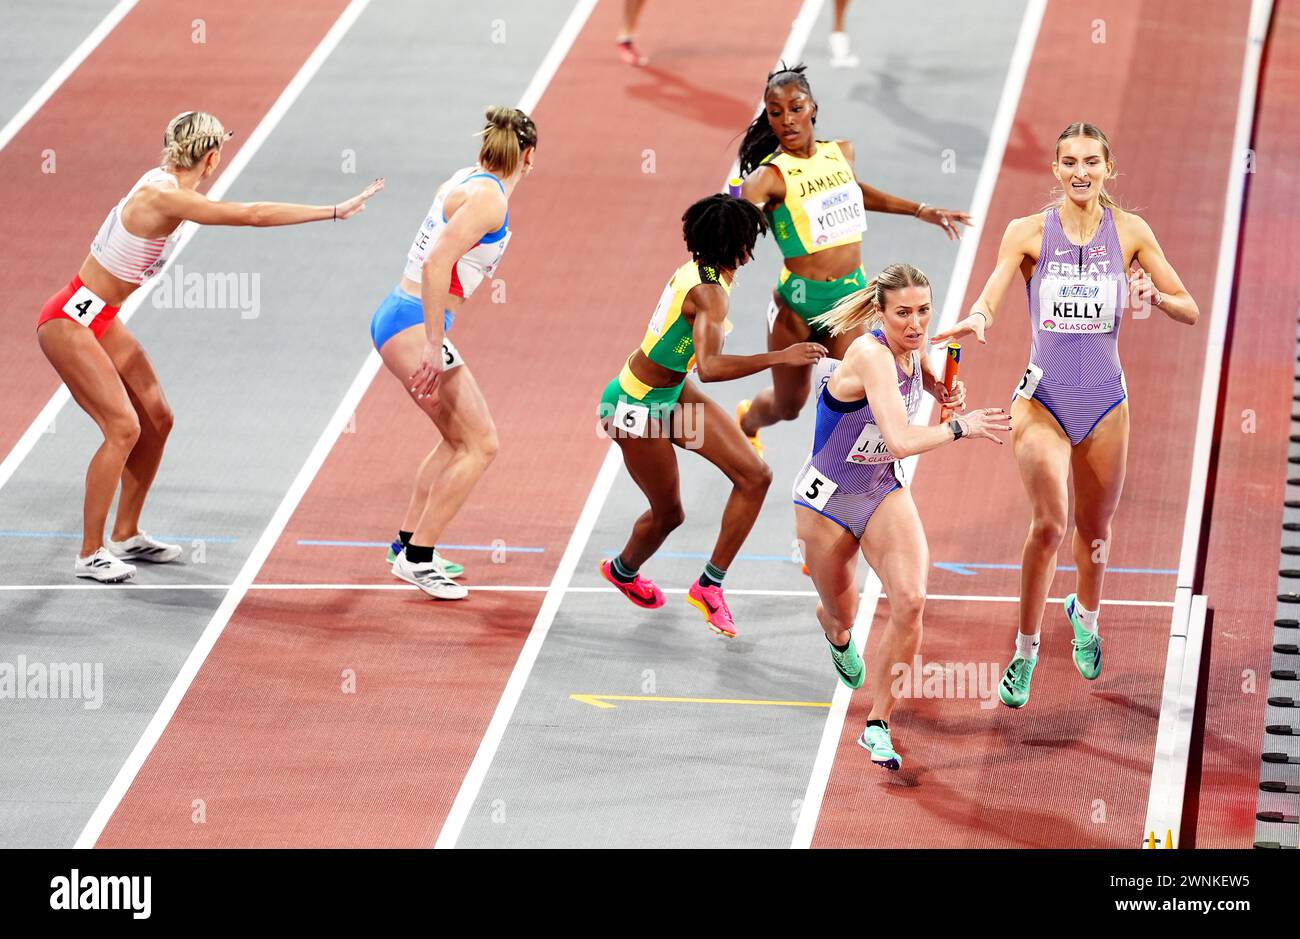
[932,215,1035,345]
[839,336,1006,456]
[689,283,826,382]
[1128,215,1199,326]
[838,139,972,240]
[151,177,384,227]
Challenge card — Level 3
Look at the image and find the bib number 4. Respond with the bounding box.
[61,286,107,328]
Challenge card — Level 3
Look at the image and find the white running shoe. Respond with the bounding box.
[392,554,469,600]
[105,531,183,563]
[829,31,860,68]
[74,547,136,583]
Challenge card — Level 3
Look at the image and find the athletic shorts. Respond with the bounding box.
[773,265,868,337]
[598,357,685,437]
[369,285,462,369]
[36,276,122,340]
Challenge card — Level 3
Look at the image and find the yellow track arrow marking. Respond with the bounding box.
[570,693,832,710]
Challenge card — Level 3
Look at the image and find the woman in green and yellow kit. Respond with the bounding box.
[735,64,972,454]
[597,194,826,638]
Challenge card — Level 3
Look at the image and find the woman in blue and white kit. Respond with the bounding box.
[934,123,1199,708]
[370,106,537,600]
[794,263,1009,769]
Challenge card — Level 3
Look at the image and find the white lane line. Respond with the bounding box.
[433,0,829,850]
[790,0,1048,850]
[72,0,377,850]
[1143,0,1274,849]
[0,0,139,154]
[0,582,1179,606]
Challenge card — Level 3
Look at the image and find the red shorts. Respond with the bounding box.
[36,276,122,340]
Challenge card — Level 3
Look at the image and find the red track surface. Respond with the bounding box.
[96,0,804,847]
[812,0,1251,848]
[1194,0,1300,848]
[0,0,351,459]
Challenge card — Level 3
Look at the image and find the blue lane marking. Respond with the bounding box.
[933,561,1177,576]
[0,530,238,543]
[600,549,799,564]
[297,539,544,553]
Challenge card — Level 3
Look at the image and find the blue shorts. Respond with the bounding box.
[369,286,454,350]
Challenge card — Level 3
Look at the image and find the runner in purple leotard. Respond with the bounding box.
[933,123,1200,710]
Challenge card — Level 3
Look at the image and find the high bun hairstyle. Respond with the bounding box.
[478,106,539,178]
[737,63,816,177]
[161,111,231,169]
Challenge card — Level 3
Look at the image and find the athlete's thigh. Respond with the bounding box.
[767,291,813,403]
[614,433,683,513]
[1011,395,1072,520]
[37,319,134,432]
[98,318,172,429]
[672,380,767,481]
[860,486,928,600]
[1070,400,1129,528]
[796,504,861,619]
[380,325,491,444]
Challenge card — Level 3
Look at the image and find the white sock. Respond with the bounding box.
[1015,631,1041,662]
[830,31,852,56]
[1074,600,1099,634]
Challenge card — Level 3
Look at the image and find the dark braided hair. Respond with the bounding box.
[737,63,816,176]
[681,194,768,272]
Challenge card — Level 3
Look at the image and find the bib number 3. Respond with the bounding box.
[441,337,465,371]
[61,285,107,328]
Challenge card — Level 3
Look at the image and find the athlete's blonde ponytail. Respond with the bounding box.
[161,111,230,169]
[477,106,538,178]
[811,263,931,337]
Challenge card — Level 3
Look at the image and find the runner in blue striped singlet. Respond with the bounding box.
[933,123,1200,709]
[796,263,1009,770]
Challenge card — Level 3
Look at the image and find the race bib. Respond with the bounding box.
[441,337,465,371]
[1014,362,1043,400]
[612,398,650,438]
[845,422,895,465]
[806,183,866,247]
[61,285,108,328]
[795,464,838,510]
[646,282,675,336]
[1037,275,1117,334]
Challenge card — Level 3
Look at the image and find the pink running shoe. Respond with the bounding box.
[599,559,665,609]
[686,581,737,638]
[616,38,648,67]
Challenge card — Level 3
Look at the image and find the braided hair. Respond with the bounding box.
[681,194,768,272]
[737,63,816,177]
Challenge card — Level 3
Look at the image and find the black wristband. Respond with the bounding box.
[949,419,964,440]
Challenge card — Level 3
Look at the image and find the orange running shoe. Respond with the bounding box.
[736,399,765,457]
[686,581,737,638]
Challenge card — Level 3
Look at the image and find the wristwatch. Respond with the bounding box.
[949,419,964,440]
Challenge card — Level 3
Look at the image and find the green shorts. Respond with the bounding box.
[599,362,684,437]
[775,265,869,334]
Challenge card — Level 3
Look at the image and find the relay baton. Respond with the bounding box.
[728,177,742,197]
[940,342,961,421]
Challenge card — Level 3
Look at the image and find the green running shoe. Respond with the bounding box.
[387,543,465,579]
[1065,593,1102,680]
[999,653,1037,709]
[828,636,865,689]
[857,723,901,771]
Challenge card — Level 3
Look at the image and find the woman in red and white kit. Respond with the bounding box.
[36,110,383,582]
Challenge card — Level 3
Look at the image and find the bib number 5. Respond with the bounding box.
[795,465,838,511]
[1014,362,1043,400]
